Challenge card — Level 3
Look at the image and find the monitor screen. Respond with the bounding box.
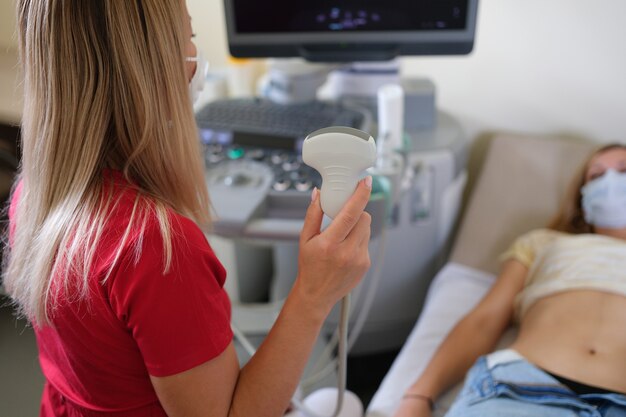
[224,0,478,61]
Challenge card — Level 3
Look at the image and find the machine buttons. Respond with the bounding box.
[247,148,266,161]
[227,147,245,160]
[204,145,320,193]
[282,157,301,172]
[222,173,252,187]
[207,160,272,191]
[206,144,223,153]
[205,144,225,164]
[272,177,291,191]
[294,179,313,192]
[271,151,289,165]
[207,153,225,164]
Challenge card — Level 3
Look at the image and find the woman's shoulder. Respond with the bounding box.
[103,170,207,238]
[114,199,212,260]
[500,229,566,269]
[515,228,565,244]
[518,228,626,248]
[101,173,221,279]
[509,228,565,255]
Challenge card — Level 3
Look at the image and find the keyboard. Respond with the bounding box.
[195,98,366,138]
[196,98,369,194]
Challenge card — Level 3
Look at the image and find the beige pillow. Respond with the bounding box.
[450,134,596,275]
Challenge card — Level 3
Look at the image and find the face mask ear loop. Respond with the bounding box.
[186,52,209,105]
[186,56,199,79]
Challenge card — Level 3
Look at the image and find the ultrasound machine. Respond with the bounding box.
[197,0,479,397]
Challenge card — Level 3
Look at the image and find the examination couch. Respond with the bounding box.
[366,133,597,416]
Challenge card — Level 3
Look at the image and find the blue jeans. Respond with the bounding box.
[445,350,626,417]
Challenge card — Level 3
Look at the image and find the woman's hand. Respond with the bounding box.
[392,398,433,417]
[295,177,373,316]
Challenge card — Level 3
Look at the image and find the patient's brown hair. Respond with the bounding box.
[549,143,626,234]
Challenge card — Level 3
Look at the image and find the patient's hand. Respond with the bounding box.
[392,398,432,417]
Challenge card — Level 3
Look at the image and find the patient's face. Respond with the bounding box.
[585,148,626,183]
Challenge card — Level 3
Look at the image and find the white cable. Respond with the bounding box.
[291,295,350,417]
[347,226,388,350]
[301,275,367,388]
[231,295,351,417]
[300,323,340,388]
[231,322,257,358]
[343,149,403,349]
[302,154,403,387]
[300,222,388,388]
[231,266,365,387]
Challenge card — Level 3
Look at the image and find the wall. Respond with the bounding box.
[0,0,19,124]
[404,0,626,143]
[188,0,626,144]
[188,0,229,69]
[0,0,17,51]
[1,1,624,142]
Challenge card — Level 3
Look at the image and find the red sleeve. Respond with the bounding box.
[108,212,233,377]
[8,180,23,245]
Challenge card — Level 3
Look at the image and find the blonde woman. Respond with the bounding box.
[393,144,626,417]
[4,1,372,416]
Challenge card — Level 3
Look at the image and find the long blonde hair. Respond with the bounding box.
[549,143,626,234]
[4,0,211,325]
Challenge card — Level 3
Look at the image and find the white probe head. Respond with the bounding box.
[302,126,376,219]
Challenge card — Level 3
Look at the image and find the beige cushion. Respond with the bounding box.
[450,134,596,275]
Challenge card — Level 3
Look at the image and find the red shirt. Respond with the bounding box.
[10,173,233,416]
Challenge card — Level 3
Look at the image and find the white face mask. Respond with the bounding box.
[186,51,209,105]
[581,169,626,229]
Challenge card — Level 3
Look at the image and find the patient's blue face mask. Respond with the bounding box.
[581,169,626,229]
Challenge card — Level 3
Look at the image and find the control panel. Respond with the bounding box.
[201,128,322,194]
[196,98,373,239]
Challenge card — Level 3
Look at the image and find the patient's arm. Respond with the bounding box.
[393,259,527,416]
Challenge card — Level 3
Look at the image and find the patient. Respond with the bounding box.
[393,144,626,417]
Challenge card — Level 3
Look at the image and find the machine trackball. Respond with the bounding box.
[302,127,377,219]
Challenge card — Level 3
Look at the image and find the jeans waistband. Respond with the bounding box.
[477,350,626,409]
[486,349,525,369]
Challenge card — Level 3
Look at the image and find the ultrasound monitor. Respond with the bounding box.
[223,0,478,62]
